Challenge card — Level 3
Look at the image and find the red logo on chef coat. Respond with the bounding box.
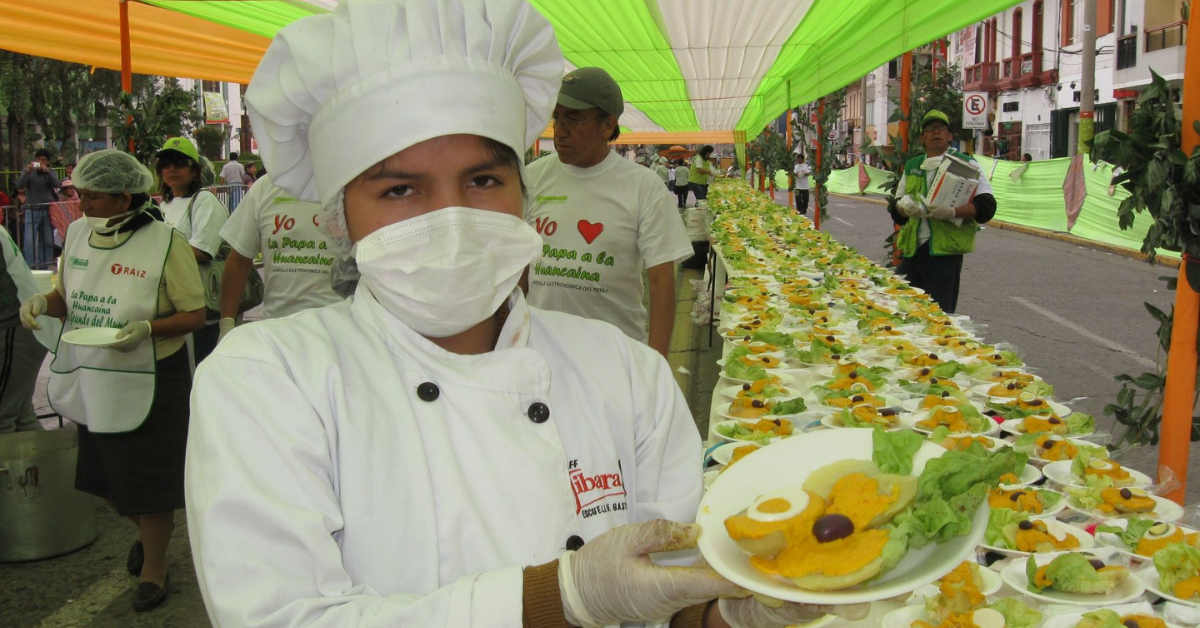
[569,463,627,516]
[110,263,146,278]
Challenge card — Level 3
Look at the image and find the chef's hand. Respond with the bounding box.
[896,195,926,218]
[218,317,236,344]
[717,595,869,628]
[109,321,152,352]
[926,205,958,221]
[560,520,743,626]
[19,294,48,330]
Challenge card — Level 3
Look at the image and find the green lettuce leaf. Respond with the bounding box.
[1154,542,1200,597]
[1068,476,1114,510]
[931,361,966,379]
[714,422,774,446]
[1028,552,1126,594]
[728,346,752,361]
[929,425,952,444]
[1095,517,1156,552]
[985,598,1043,628]
[725,359,767,382]
[1023,380,1055,398]
[985,507,1029,549]
[1039,489,1063,510]
[1066,412,1096,435]
[1074,609,1123,628]
[871,427,925,475]
[771,397,807,416]
[750,330,795,349]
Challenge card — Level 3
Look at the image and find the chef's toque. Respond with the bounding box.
[245,0,563,209]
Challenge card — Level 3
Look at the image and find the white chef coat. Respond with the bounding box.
[186,287,702,628]
[161,191,229,259]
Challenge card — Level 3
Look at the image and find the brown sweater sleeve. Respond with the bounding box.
[523,560,571,628]
[670,603,709,628]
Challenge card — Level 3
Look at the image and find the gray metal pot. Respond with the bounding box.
[0,430,97,562]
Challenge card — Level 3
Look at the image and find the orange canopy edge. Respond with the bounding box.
[0,0,268,84]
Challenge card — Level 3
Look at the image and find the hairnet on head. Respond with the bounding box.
[245,0,564,210]
[72,149,154,194]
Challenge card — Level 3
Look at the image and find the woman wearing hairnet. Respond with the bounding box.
[19,149,206,612]
[184,1,865,627]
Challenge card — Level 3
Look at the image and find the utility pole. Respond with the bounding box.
[1077,0,1097,154]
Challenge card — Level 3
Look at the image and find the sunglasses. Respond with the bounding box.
[159,157,193,170]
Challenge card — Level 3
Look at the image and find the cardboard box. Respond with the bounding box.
[924,153,981,211]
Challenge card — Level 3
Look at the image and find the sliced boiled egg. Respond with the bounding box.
[971,608,1006,628]
[1018,392,1036,403]
[1087,458,1116,471]
[838,355,858,366]
[1045,520,1068,542]
[1146,522,1176,539]
[850,382,870,393]
[747,488,811,523]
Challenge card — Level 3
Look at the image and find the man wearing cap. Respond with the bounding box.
[889,110,996,314]
[525,67,693,360]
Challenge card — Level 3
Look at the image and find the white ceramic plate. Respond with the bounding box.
[712,420,794,444]
[1095,518,1200,562]
[901,396,986,413]
[1041,602,1183,628]
[1064,493,1184,523]
[932,434,1009,453]
[819,411,912,431]
[999,556,1145,606]
[60,326,122,347]
[1139,564,1200,607]
[1001,464,1045,488]
[696,429,989,604]
[716,401,814,422]
[905,564,1004,602]
[995,408,1080,435]
[710,441,763,466]
[880,605,928,628]
[908,409,1000,436]
[719,384,802,400]
[1018,437,1103,464]
[1042,460,1153,490]
[986,487,1069,519]
[979,518,1093,556]
[720,370,798,386]
[717,358,791,370]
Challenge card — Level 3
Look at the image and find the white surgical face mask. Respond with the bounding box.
[87,210,137,235]
[920,156,944,172]
[354,206,542,338]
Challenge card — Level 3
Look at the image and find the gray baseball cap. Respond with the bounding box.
[557,67,624,118]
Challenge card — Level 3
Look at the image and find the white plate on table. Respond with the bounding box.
[712,419,793,444]
[932,434,1009,453]
[988,487,1069,519]
[720,370,798,386]
[999,555,1145,606]
[715,401,816,422]
[1139,565,1200,607]
[60,326,122,347]
[979,518,1092,557]
[908,409,1000,436]
[1000,464,1044,488]
[904,565,1004,602]
[717,358,791,370]
[1064,493,1184,523]
[901,396,987,413]
[1017,437,1104,465]
[998,413,1087,438]
[1042,602,1183,628]
[1042,460,1153,490]
[819,411,912,431]
[696,429,988,604]
[719,383,802,400]
[1095,518,1200,562]
[710,442,763,466]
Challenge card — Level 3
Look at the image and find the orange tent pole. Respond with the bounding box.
[814,99,824,231]
[894,51,913,267]
[1157,7,1200,505]
[119,0,134,153]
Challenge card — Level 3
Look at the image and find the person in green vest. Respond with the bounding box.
[687,145,716,204]
[889,110,996,314]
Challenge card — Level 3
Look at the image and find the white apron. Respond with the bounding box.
[49,219,173,433]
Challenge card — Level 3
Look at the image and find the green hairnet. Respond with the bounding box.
[72,149,154,194]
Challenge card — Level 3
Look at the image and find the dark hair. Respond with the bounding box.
[229,152,239,161]
[156,158,203,201]
[1022,153,1033,162]
[700,145,714,158]
[607,116,621,142]
[35,148,52,160]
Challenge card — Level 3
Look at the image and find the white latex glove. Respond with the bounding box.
[19,294,48,330]
[927,205,958,221]
[896,195,926,218]
[560,520,743,626]
[718,595,870,628]
[109,321,152,352]
[218,317,236,344]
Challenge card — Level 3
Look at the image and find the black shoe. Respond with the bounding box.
[132,573,169,612]
[126,540,144,576]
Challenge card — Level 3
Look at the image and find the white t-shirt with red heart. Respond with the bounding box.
[525,151,694,343]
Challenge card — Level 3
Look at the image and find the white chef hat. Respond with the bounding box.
[245,0,563,208]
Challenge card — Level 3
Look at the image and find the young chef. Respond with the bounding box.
[184,1,864,627]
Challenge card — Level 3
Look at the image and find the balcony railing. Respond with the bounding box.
[998,51,1053,90]
[1145,21,1187,52]
[963,62,1000,92]
[1116,34,1138,69]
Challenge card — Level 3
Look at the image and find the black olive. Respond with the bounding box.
[812,514,855,543]
[772,419,782,426]
[941,391,952,398]
[1010,491,1026,501]
[826,335,836,342]
[1041,441,1055,451]
[742,383,752,391]
[881,408,897,417]
[751,399,765,408]
[831,354,842,360]
[1123,621,1139,628]
[762,357,773,364]
[848,371,859,379]
[1120,488,1133,499]
[920,368,931,375]
[1049,417,1061,424]
[1018,520,1034,530]
[851,395,865,403]
[929,353,938,359]
[1030,399,1044,406]
[744,335,752,342]
[1007,382,1017,390]
[883,325,892,331]
[1089,559,1106,570]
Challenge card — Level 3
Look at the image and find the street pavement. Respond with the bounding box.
[4,193,1198,626]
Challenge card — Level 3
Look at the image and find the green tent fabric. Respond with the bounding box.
[1,0,1026,137]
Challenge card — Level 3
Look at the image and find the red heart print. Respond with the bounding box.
[577,220,604,244]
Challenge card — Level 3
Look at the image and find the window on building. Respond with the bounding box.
[1012,9,1023,59]
[1002,101,1021,112]
[1063,0,1077,45]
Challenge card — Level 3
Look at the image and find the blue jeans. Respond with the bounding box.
[690,182,708,202]
[23,207,54,269]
